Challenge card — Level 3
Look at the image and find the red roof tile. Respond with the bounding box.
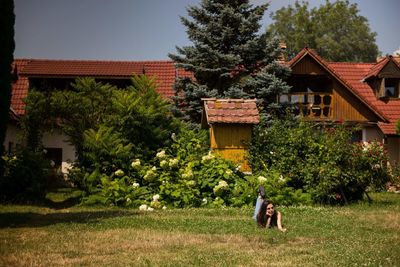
[11,59,193,115]
[202,98,260,125]
[328,60,400,135]
[364,57,389,80]
[11,59,30,115]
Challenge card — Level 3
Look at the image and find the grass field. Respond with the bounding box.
[1,192,399,266]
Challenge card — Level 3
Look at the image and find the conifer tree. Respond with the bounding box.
[0,0,15,178]
[169,0,290,122]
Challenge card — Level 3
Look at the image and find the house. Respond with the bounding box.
[283,48,400,163]
[201,98,260,172]
[6,48,400,173]
[6,59,190,173]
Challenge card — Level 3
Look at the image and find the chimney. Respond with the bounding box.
[278,42,287,62]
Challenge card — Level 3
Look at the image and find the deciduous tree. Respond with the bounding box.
[268,0,379,62]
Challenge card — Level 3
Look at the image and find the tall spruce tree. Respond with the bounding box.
[0,0,15,178]
[169,0,290,122]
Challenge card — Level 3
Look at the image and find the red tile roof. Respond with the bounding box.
[290,48,400,135]
[11,59,30,115]
[202,98,260,125]
[364,57,389,80]
[328,61,400,135]
[11,59,192,115]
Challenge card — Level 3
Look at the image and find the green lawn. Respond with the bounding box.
[1,193,399,266]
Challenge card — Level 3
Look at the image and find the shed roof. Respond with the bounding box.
[201,98,260,127]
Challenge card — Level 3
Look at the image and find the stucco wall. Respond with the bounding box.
[363,126,384,142]
[363,126,400,164]
[42,129,76,173]
[387,136,400,164]
[3,123,23,153]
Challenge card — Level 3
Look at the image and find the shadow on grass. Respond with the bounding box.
[0,209,139,229]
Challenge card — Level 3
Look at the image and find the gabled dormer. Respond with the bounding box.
[364,56,400,99]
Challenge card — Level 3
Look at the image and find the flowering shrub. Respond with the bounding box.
[249,118,394,204]
[78,125,255,208]
[250,170,312,205]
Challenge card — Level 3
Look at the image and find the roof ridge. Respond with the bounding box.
[14,58,174,64]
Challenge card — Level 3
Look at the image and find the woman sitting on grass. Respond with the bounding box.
[256,200,286,232]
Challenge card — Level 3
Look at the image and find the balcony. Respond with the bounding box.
[279,93,333,119]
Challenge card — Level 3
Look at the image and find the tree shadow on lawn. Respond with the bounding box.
[0,209,139,229]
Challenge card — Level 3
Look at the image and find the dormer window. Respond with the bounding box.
[384,78,399,98]
[364,56,400,99]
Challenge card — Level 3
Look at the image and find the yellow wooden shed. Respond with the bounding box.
[201,98,260,172]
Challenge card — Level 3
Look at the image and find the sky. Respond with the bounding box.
[14,0,400,61]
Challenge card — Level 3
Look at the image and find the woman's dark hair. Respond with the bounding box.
[256,200,277,228]
[256,200,269,227]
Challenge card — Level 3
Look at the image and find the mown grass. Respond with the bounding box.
[1,192,399,266]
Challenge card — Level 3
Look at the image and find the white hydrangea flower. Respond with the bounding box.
[139,204,148,211]
[171,133,177,141]
[147,207,154,211]
[258,176,267,183]
[144,168,157,181]
[218,180,228,187]
[156,150,166,159]
[202,198,208,204]
[201,151,215,163]
[131,159,141,169]
[182,169,193,179]
[169,158,179,168]
[152,194,160,201]
[162,206,167,210]
[132,182,140,189]
[160,160,169,168]
[213,180,228,193]
[114,169,125,177]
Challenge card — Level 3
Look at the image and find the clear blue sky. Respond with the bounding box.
[14,0,400,61]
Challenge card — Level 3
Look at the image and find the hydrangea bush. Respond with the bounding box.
[77,125,255,208]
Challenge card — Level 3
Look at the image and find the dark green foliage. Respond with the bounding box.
[169,0,290,122]
[0,148,51,201]
[397,120,400,135]
[21,90,50,151]
[249,118,392,204]
[268,0,379,62]
[49,78,115,164]
[0,0,15,178]
[106,75,179,158]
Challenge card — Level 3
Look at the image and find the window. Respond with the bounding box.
[384,78,397,97]
[44,148,63,168]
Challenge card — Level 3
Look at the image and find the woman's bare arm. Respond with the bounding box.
[276,211,286,232]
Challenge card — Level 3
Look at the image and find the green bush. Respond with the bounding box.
[78,125,257,208]
[249,118,393,204]
[0,148,51,201]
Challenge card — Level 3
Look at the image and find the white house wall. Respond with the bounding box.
[3,123,22,153]
[42,129,75,173]
[363,126,400,164]
[387,136,400,164]
[362,126,384,143]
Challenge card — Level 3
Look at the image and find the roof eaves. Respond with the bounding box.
[293,48,388,122]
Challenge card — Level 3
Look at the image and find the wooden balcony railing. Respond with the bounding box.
[279,93,333,119]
